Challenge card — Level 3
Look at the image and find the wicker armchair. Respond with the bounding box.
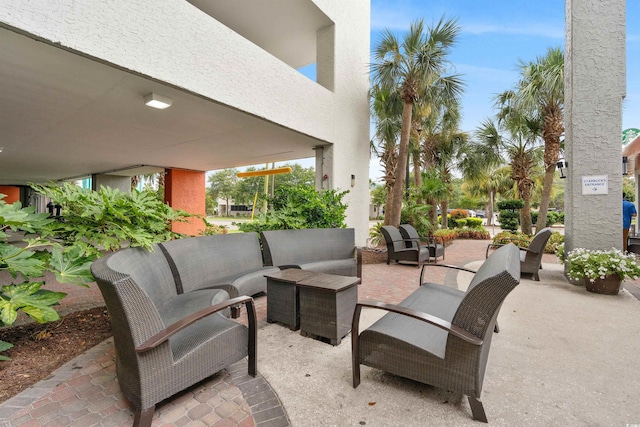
[398,224,445,262]
[486,227,553,281]
[380,225,431,267]
[91,247,257,427]
[352,244,520,422]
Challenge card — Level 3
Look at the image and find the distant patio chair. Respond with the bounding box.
[380,225,431,267]
[485,227,553,281]
[398,224,445,262]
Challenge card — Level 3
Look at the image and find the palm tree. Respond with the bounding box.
[370,84,402,224]
[371,17,464,226]
[474,116,542,235]
[462,166,512,226]
[513,47,564,232]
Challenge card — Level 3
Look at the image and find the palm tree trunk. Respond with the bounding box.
[389,101,413,227]
[413,153,422,203]
[441,200,449,228]
[535,164,555,232]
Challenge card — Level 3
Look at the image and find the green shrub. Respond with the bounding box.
[491,231,532,248]
[455,218,467,228]
[466,217,484,229]
[236,186,348,233]
[544,232,564,254]
[497,199,524,232]
[1,184,191,359]
[368,222,384,246]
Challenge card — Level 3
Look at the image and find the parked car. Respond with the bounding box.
[475,210,486,218]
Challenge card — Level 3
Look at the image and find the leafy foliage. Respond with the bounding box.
[455,229,491,240]
[491,231,532,248]
[32,183,189,253]
[497,199,524,232]
[368,222,384,247]
[236,186,348,233]
[465,217,484,229]
[1,185,191,358]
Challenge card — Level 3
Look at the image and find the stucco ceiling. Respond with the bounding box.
[0,22,325,186]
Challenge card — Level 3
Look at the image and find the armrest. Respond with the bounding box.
[486,243,506,258]
[356,246,363,279]
[278,265,302,270]
[419,263,477,285]
[486,242,536,258]
[352,300,482,345]
[136,296,257,354]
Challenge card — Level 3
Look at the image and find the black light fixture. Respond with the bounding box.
[556,159,568,179]
[623,156,629,175]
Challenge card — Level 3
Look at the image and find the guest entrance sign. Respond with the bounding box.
[581,175,608,195]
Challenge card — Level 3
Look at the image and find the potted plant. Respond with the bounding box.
[563,247,640,295]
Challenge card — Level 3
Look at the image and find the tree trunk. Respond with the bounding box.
[535,163,556,233]
[413,152,422,204]
[441,200,449,229]
[388,101,413,227]
[520,196,533,235]
[486,191,494,226]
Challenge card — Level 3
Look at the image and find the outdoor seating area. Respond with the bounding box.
[2,238,640,426]
[381,224,444,267]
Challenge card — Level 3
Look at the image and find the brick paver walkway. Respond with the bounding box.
[2,237,636,426]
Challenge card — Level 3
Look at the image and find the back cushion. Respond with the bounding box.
[262,228,355,266]
[106,245,177,308]
[160,233,264,292]
[467,243,519,292]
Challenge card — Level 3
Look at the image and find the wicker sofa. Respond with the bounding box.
[260,228,362,278]
[351,243,520,422]
[159,232,281,317]
[91,245,257,427]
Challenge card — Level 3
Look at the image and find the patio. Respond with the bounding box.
[1,238,639,426]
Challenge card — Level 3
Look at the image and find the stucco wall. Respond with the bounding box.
[0,0,371,243]
[564,0,626,252]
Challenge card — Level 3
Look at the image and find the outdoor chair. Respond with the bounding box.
[380,225,431,267]
[485,227,553,281]
[399,223,445,262]
[352,243,520,422]
[90,247,257,427]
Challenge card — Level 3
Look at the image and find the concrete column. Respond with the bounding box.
[0,186,20,203]
[564,0,626,253]
[164,169,206,236]
[92,174,131,194]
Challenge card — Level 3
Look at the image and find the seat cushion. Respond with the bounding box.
[365,283,465,359]
[158,289,230,326]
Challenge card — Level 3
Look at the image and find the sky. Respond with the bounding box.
[215,1,640,183]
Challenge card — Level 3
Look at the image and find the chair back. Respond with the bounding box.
[454,244,520,339]
[381,225,412,253]
[398,224,420,249]
[527,228,553,256]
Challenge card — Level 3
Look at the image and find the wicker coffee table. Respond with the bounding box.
[297,273,360,346]
[265,269,317,330]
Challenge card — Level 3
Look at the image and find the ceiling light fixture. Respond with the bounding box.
[144,92,172,109]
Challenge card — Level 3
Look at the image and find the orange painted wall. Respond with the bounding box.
[0,186,20,204]
[164,169,206,236]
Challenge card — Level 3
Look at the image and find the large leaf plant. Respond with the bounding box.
[1,183,192,359]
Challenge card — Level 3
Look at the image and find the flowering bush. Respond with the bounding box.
[565,248,640,283]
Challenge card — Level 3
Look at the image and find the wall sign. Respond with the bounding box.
[581,175,608,195]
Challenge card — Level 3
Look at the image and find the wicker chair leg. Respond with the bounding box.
[468,396,488,423]
[533,271,540,281]
[133,406,155,427]
[231,306,241,318]
[494,322,500,333]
